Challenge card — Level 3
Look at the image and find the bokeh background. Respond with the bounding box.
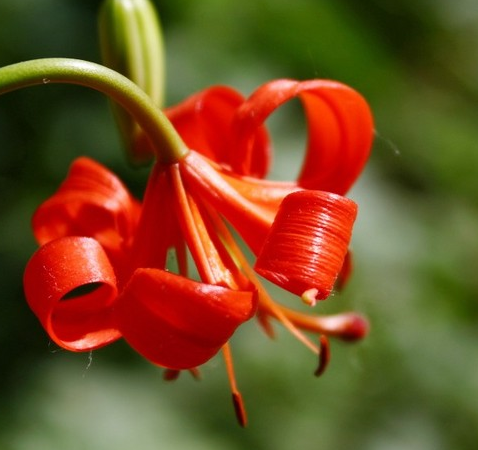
[1,0,478,449]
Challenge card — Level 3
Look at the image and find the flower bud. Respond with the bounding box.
[99,0,165,163]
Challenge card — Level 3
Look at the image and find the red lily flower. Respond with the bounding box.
[23,78,373,426]
[24,157,257,368]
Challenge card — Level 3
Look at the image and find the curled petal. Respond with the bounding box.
[230,79,373,193]
[166,86,269,174]
[297,80,373,193]
[254,190,357,301]
[32,157,140,254]
[116,268,257,369]
[23,236,120,351]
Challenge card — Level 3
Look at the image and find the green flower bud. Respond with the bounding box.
[99,0,165,164]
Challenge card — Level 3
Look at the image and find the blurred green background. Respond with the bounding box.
[1,0,478,449]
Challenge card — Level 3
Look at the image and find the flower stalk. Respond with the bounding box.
[0,58,187,164]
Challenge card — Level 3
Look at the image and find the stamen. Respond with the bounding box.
[163,367,201,381]
[256,309,275,338]
[232,392,248,428]
[170,164,243,289]
[222,343,247,427]
[314,335,330,377]
[276,306,369,341]
[169,165,216,283]
[301,288,318,307]
[256,285,319,354]
[206,208,319,354]
[174,240,188,277]
[163,369,180,381]
[207,208,320,354]
[188,367,201,380]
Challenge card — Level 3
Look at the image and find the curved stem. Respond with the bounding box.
[0,58,187,164]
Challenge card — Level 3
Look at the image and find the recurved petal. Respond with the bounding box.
[116,268,257,369]
[254,190,357,303]
[165,86,270,175]
[296,80,373,194]
[23,236,121,351]
[32,157,140,254]
[229,79,373,194]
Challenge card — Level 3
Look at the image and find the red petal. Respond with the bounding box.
[33,157,140,257]
[166,86,270,175]
[229,79,373,194]
[116,268,257,369]
[254,190,357,301]
[128,163,180,273]
[297,80,373,194]
[23,236,120,351]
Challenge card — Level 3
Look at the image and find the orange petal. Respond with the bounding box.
[32,157,140,256]
[23,236,120,351]
[229,79,373,194]
[166,86,270,175]
[254,190,357,301]
[116,268,257,369]
[297,80,373,194]
[128,162,180,274]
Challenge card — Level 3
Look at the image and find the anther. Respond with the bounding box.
[314,335,330,377]
[222,343,248,427]
[163,368,201,381]
[301,288,318,306]
[232,392,248,427]
[163,369,180,381]
[188,367,201,380]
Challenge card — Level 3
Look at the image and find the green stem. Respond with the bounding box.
[0,58,187,164]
